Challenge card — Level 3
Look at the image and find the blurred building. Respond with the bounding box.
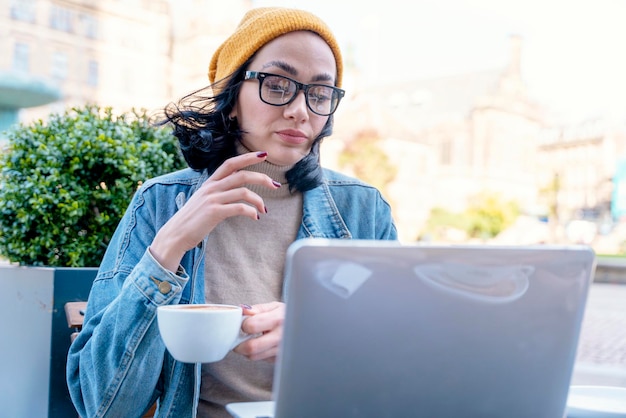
[538,120,623,221]
[330,35,626,244]
[0,0,249,129]
[330,36,542,241]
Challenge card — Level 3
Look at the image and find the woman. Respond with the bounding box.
[67,7,397,418]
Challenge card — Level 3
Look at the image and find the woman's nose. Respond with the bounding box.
[284,91,309,120]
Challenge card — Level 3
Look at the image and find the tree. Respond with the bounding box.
[338,128,397,195]
[465,192,519,239]
[422,192,519,241]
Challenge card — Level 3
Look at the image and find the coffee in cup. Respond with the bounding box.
[157,303,252,363]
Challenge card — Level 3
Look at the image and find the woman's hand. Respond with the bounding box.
[235,302,285,363]
[150,151,280,271]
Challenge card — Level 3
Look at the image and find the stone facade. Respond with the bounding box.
[0,0,247,122]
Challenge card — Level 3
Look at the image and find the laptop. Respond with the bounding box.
[227,238,596,418]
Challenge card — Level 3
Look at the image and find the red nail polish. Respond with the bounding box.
[264,206,268,213]
[272,180,281,187]
[257,151,268,158]
[256,213,260,220]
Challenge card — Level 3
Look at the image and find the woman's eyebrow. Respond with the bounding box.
[262,60,297,76]
[262,60,335,83]
[310,74,333,83]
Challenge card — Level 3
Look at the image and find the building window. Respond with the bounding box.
[80,13,99,39]
[50,5,73,32]
[13,42,30,73]
[51,51,68,80]
[10,0,36,22]
[87,60,98,86]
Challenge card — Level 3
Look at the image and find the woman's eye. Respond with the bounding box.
[267,82,288,92]
[309,87,332,103]
[311,93,330,103]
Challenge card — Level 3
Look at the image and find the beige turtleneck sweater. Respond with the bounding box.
[198,147,303,417]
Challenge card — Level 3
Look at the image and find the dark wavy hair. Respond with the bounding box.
[159,62,335,193]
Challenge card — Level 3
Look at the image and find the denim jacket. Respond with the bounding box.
[67,167,397,418]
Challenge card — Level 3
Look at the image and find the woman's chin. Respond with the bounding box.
[266,151,307,167]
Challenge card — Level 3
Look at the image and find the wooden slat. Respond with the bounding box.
[65,301,87,329]
[143,403,157,417]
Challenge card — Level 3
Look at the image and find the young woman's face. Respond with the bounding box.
[231,31,338,166]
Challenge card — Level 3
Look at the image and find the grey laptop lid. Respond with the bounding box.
[271,238,596,418]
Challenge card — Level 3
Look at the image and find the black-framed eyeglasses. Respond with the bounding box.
[244,71,345,116]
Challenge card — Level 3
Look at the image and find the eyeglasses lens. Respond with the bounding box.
[307,85,335,115]
[263,77,295,104]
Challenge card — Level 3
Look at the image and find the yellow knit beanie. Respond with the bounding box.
[208,7,343,88]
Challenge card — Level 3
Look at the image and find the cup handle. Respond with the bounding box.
[231,315,257,349]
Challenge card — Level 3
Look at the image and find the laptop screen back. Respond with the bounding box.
[273,239,596,418]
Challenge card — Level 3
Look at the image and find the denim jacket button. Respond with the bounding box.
[150,276,172,294]
[158,281,172,294]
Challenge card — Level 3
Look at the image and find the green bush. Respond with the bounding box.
[0,105,186,267]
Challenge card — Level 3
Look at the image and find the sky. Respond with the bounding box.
[253,0,626,123]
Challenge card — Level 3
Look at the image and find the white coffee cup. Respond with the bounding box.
[157,304,252,363]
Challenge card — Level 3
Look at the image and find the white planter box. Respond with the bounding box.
[0,265,96,418]
[0,266,54,417]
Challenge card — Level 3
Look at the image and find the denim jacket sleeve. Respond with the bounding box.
[66,174,198,418]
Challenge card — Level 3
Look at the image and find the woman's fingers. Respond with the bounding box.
[239,339,279,362]
[194,186,268,219]
[241,302,285,331]
[205,165,281,194]
[150,152,280,270]
[234,302,285,362]
[234,330,281,362]
[209,151,269,182]
[173,151,282,229]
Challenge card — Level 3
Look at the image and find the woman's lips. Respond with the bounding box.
[277,129,308,144]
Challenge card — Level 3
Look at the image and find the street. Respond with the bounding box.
[572,282,626,387]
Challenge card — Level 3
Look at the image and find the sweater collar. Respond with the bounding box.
[236,141,294,197]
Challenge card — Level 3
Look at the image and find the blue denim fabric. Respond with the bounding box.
[67,167,397,418]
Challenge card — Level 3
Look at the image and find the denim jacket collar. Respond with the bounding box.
[299,182,352,239]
